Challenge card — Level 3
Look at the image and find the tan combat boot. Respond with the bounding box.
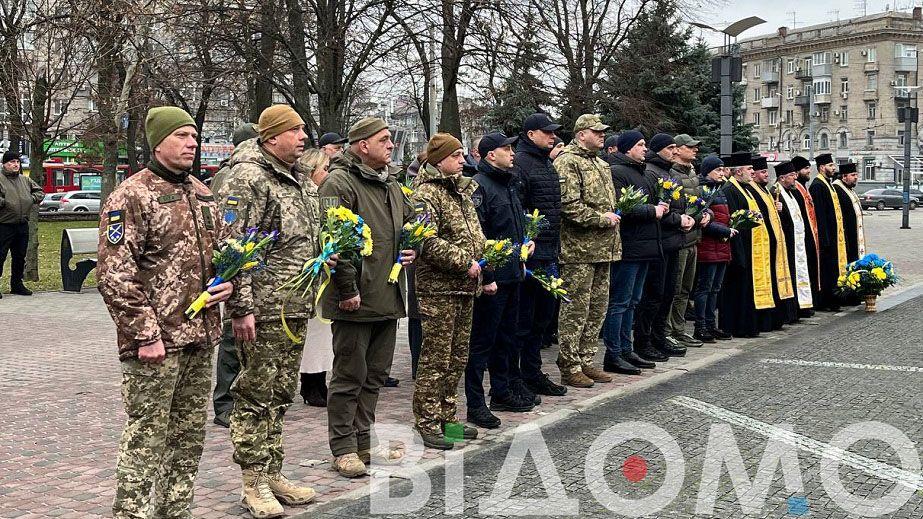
[561,370,595,388]
[358,444,406,466]
[582,365,613,383]
[331,452,368,478]
[241,469,285,518]
[266,472,316,505]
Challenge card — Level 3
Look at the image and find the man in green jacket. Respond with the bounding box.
[554,115,621,388]
[0,150,43,297]
[319,117,416,477]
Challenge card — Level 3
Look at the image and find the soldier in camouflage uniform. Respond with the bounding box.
[97,106,234,519]
[412,133,486,450]
[215,105,327,518]
[554,114,622,388]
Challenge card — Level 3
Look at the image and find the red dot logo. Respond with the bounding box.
[622,455,648,482]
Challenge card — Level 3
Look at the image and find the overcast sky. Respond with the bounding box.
[691,0,917,46]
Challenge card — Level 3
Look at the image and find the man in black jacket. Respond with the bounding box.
[513,113,567,398]
[604,131,668,373]
[634,133,694,360]
[467,132,537,429]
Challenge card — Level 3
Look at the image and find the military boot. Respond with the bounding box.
[241,469,284,518]
[266,472,316,505]
[561,370,595,388]
[331,452,368,478]
[582,365,613,383]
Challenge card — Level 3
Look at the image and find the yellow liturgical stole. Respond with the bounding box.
[749,181,795,300]
[815,174,848,275]
[729,177,774,310]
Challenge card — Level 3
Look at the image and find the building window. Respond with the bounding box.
[785,109,794,123]
[865,47,877,62]
[783,137,792,151]
[840,105,848,121]
[754,63,761,78]
[87,99,97,112]
[802,134,811,149]
[813,80,831,95]
[863,157,876,180]
[820,133,829,149]
[742,64,748,78]
[866,74,878,91]
[867,102,877,119]
[813,52,830,65]
[839,131,848,148]
[866,129,875,145]
[787,86,795,99]
[769,110,778,126]
[899,130,906,146]
[839,51,849,66]
[787,59,795,74]
[754,112,761,126]
[804,57,812,69]
[52,99,66,116]
[896,43,917,58]
[841,78,849,94]
[754,87,761,102]
[820,107,829,122]
[769,136,776,149]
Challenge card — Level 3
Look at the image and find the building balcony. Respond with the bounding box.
[812,63,832,77]
[864,62,879,73]
[893,86,913,101]
[761,70,780,84]
[864,89,879,101]
[795,68,812,80]
[813,93,832,105]
[794,95,810,107]
[894,56,918,72]
[761,96,781,109]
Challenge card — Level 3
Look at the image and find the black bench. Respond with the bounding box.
[61,228,98,292]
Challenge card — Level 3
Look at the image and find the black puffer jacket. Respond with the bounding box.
[513,135,560,261]
[473,160,526,285]
[609,153,663,261]
[644,152,685,254]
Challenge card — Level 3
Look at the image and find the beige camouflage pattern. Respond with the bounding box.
[215,138,321,322]
[412,295,473,435]
[556,262,610,375]
[412,164,486,297]
[230,320,307,471]
[554,141,621,264]
[97,167,222,360]
[112,348,211,519]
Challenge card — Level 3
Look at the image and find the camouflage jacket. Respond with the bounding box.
[554,141,621,264]
[215,138,321,323]
[97,161,222,360]
[319,149,414,322]
[413,164,486,297]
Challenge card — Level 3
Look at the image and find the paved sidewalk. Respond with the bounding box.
[0,211,919,518]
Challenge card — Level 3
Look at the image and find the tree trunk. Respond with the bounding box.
[126,106,139,173]
[250,5,275,121]
[315,0,346,133]
[24,75,49,282]
[97,34,121,205]
[285,0,316,142]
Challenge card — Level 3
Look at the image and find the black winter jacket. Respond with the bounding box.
[644,152,685,254]
[609,153,663,261]
[513,136,560,261]
[473,161,526,285]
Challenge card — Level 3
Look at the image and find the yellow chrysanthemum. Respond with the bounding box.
[871,267,886,280]
[672,190,681,200]
[401,185,414,197]
[494,241,505,252]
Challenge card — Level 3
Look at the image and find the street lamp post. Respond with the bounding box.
[898,87,918,230]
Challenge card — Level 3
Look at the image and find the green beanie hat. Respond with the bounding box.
[145,106,197,150]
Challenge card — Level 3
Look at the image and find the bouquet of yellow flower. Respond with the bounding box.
[520,209,547,261]
[614,185,648,216]
[656,178,683,204]
[684,194,709,218]
[388,213,436,284]
[478,239,514,269]
[279,206,373,341]
[525,268,571,303]
[837,253,898,298]
[185,228,278,319]
[728,209,764,230]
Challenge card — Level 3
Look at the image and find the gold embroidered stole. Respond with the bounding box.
[729,177,774,309]
[750,181,795,300]
[793,182,821,290]
[816,174,848,275]
[780,187,814,309]
[833,180,866,257]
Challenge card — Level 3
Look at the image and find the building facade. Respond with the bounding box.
[739,8,923,184]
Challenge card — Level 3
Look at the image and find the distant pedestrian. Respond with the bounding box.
[318,132,348,158]
[0,150,42,298]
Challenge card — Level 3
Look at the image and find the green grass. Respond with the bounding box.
[1,220,100,294]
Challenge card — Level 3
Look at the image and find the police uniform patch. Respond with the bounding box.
[471,192,483,208]
[107,210,125,245]
[320,196,339,210]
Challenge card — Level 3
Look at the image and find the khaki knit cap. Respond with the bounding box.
[258,105,305,142]
[145,106,196,150]
[426,133,462,166]
[348,117,389,144]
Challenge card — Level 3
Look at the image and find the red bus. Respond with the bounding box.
[40,161,220,193]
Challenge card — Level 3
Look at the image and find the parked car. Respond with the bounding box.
[910,188,923,203]
[860,189,917,211]
[39,193,67,212]
[57,190,101,213]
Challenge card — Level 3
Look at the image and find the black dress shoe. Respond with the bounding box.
[525,373,567,396]
[673,332,703,347]
[709,327,732,340]
[10,285,32,296]
[213,413,230,428]
[490,393,534,412]
[693,329,716,344]
[603,357,642,375]
[384,377,400,387]
[636,346,669,362]
[467,407,501,429]
[623,351,655,369]
[655,339,687,357]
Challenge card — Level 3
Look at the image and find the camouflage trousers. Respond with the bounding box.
[556,262,610,374]
[412,295,473,435]
[230,319,306,472]
[113,347,211,519]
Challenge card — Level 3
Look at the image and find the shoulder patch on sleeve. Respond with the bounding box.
[107,210,123,223]
[320,196,340,210]
[470,192,483,208]
[225,195,240,206]
[106,212,125,245]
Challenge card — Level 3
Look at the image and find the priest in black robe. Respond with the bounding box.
[808,153,848,311]
[718,152,760,338]
[789,156,821,310]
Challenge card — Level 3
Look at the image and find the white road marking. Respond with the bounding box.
[670,396,923,491]
[760,358,923,373]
